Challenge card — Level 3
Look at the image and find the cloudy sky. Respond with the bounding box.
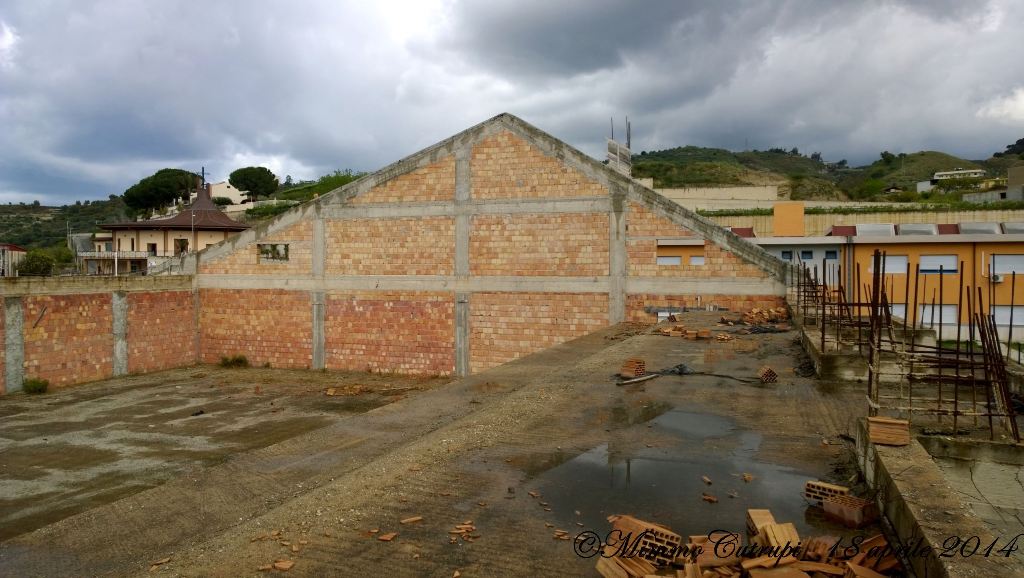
[1,0,1023,205]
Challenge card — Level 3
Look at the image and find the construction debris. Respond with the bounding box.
[743,307,790,325]
[822,495,880,528]
[400,516,423,525]
[866,417,910,446]
[757,366,778,384]
[803,480,850,506]
[657,324,687,337]
[607,515,681,567]
[619,358,646,378]
[715,332,734,341]
[377,532,398,542]
[595,508,901,578]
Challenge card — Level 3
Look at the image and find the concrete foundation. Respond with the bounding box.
[854,420,1024,577]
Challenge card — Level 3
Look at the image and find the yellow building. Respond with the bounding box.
[80,188,249,275]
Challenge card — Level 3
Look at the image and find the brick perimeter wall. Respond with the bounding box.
[470,213,609,276]
[325,292,454,375]
[0,305,4,394]
[127,291,197,374]
[470,292,608,373]
[24,294,114,387]
[199,289,312,368]
[326,217,455,276]
[626,294,786,323]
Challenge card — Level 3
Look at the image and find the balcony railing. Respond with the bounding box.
[77,251,152,259]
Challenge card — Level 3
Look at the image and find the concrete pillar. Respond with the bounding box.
[608,193,627,323]
[4,297,24,393]
[312,216,325,278]
[311,291,325,370]
[455,293,470,377]
[112,291,128,376]
[454,144,471,276]
[454,143,472,375]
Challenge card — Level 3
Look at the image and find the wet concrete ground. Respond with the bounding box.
[933,454,1024,537]
[0,313,876,576]
[0,367,448,540]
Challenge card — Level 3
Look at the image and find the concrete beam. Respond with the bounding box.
[196,274,611,293]
[112,292,128,376]
[311,291,325,370]
[0,275,192,297]
[319,197,611,220]
[196,273,785,296]
[4,297,23,393]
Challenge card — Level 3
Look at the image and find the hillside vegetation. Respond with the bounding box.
[633,144,1023,202]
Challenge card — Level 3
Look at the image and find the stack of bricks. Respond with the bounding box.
[596,510,904,578]
[867,416,911,446]
[619,358,646,378]
[746,509,776,545]
[823,495,880,528]
[804,480,850,506]
[759,522,800,549]
[757,366,778,383]
[656,324,686,336]
[606,515,681,567]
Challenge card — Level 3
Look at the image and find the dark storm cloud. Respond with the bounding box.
[0,0,1021,205]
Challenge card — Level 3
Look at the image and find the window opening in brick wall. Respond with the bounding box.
[259,243,290,262]
[656,256,681,266]
[689,255,705,265]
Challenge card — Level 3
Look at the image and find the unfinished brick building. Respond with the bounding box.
[1,114,789,393]
[188,114,788,376]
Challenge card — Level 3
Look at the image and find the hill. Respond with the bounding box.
[0,196,128,250]
[633,146,847,200]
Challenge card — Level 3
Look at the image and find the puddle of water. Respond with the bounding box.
[532,410,849,539]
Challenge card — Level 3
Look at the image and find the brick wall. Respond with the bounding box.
[471,131,608,199]
[200,221,312,275]
[127,291,196,374]
[0,305,4,394]
[627,202,696,237]
[325,292,454,375]
[470,213,609,276]
[626,294,786,323]
[326,217,455,276]
[199,289,312,368]
[470,292,608,373]
[629,241,771,278]
[23,294,114,387]
[351,157,455,204]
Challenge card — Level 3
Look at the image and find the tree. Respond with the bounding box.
[17,250,55,276]
[284,174,293,187]
[212,196,233,207]
[880,151,896,164]
[229,167,278,203]
[123,168,198,218]
[810,152,822,162]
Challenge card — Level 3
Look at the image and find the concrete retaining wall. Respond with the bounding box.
[854,420,1022,578]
